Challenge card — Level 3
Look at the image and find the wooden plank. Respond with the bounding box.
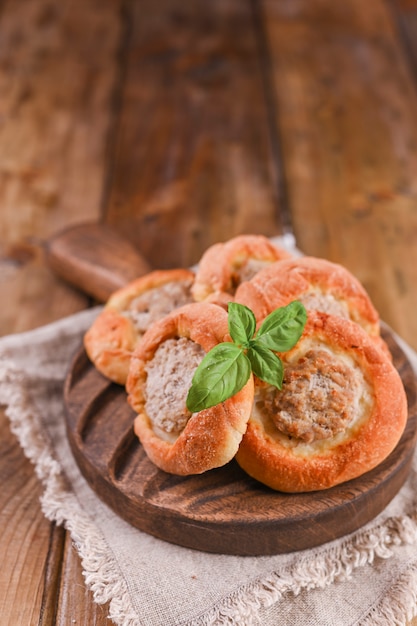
[0,409,51,625]
[104,0,282,269]
[55,534,110,626]
[390,1,417,86]
[262,0,417,350]
[385,6,417,621]
[0,0,124,624]
[0,243,89,335]
[38,524,66,626]
[0,0,124,333]
[0,0,122,243]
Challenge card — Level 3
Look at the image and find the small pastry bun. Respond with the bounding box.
[84,269,195,385]
[235,311,408,492]
[192,234,292,306]
[126,302,254,475]
[235,256,380,336]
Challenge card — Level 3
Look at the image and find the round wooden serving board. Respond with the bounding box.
[64,327,417,556]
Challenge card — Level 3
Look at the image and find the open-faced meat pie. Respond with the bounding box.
[234,256,390,355]
[192,234,293,307]
[235,311,407,492]
[84,269,195,385]
[126,302,254,475]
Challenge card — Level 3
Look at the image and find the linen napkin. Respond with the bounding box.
[2,256,417,625]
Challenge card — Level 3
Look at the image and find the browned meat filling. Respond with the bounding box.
[145,337,205,434]
[126,279,194,332]
[261,348,362,443]
[230,259,273,293]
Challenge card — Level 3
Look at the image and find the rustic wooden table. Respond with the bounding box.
[1,0,417,624]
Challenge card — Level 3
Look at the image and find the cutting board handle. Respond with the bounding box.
[46,222,152,302]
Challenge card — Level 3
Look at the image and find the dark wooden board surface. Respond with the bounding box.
[64,327,417,556]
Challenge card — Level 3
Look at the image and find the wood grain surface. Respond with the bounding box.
[1,0,417,623]
[46,222,152,301]
[64,328,417,556]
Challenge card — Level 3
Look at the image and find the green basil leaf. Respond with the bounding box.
[227,302,256,347]
[186,342,251,413]
[247,344,284,389]
[255,301,307,352]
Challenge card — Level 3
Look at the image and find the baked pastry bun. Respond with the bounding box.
[126,302,254,475]
[234,256,391,356]
[192,234,292,306]
[84,269,195,385]
[235,311,408,492]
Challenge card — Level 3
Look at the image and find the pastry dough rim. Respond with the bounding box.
[235,311,408,492]
[126,302,255,475]
[234,256,380,336]
[192,234,293,303]
[83,268,195,385]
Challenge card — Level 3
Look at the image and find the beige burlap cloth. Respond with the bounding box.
[2,289,417,624]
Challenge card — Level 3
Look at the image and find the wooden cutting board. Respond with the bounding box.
[54,224,417,555]
[63,327,417,556]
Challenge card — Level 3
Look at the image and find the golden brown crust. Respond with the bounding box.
[235,311,408,492]
[235,256,381,336]
[84,308,139,384]
[126,302,254,475]
[192,234,292,304]
[106,268,195,311]
[84,268,195,385]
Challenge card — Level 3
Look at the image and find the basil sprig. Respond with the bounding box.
[186,300,307,413]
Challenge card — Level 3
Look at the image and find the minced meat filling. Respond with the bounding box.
[230,258,273,292]
[145,337,205,434]
[261,348,362,443]
[125,279,194,333]
[298,290,350,319]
